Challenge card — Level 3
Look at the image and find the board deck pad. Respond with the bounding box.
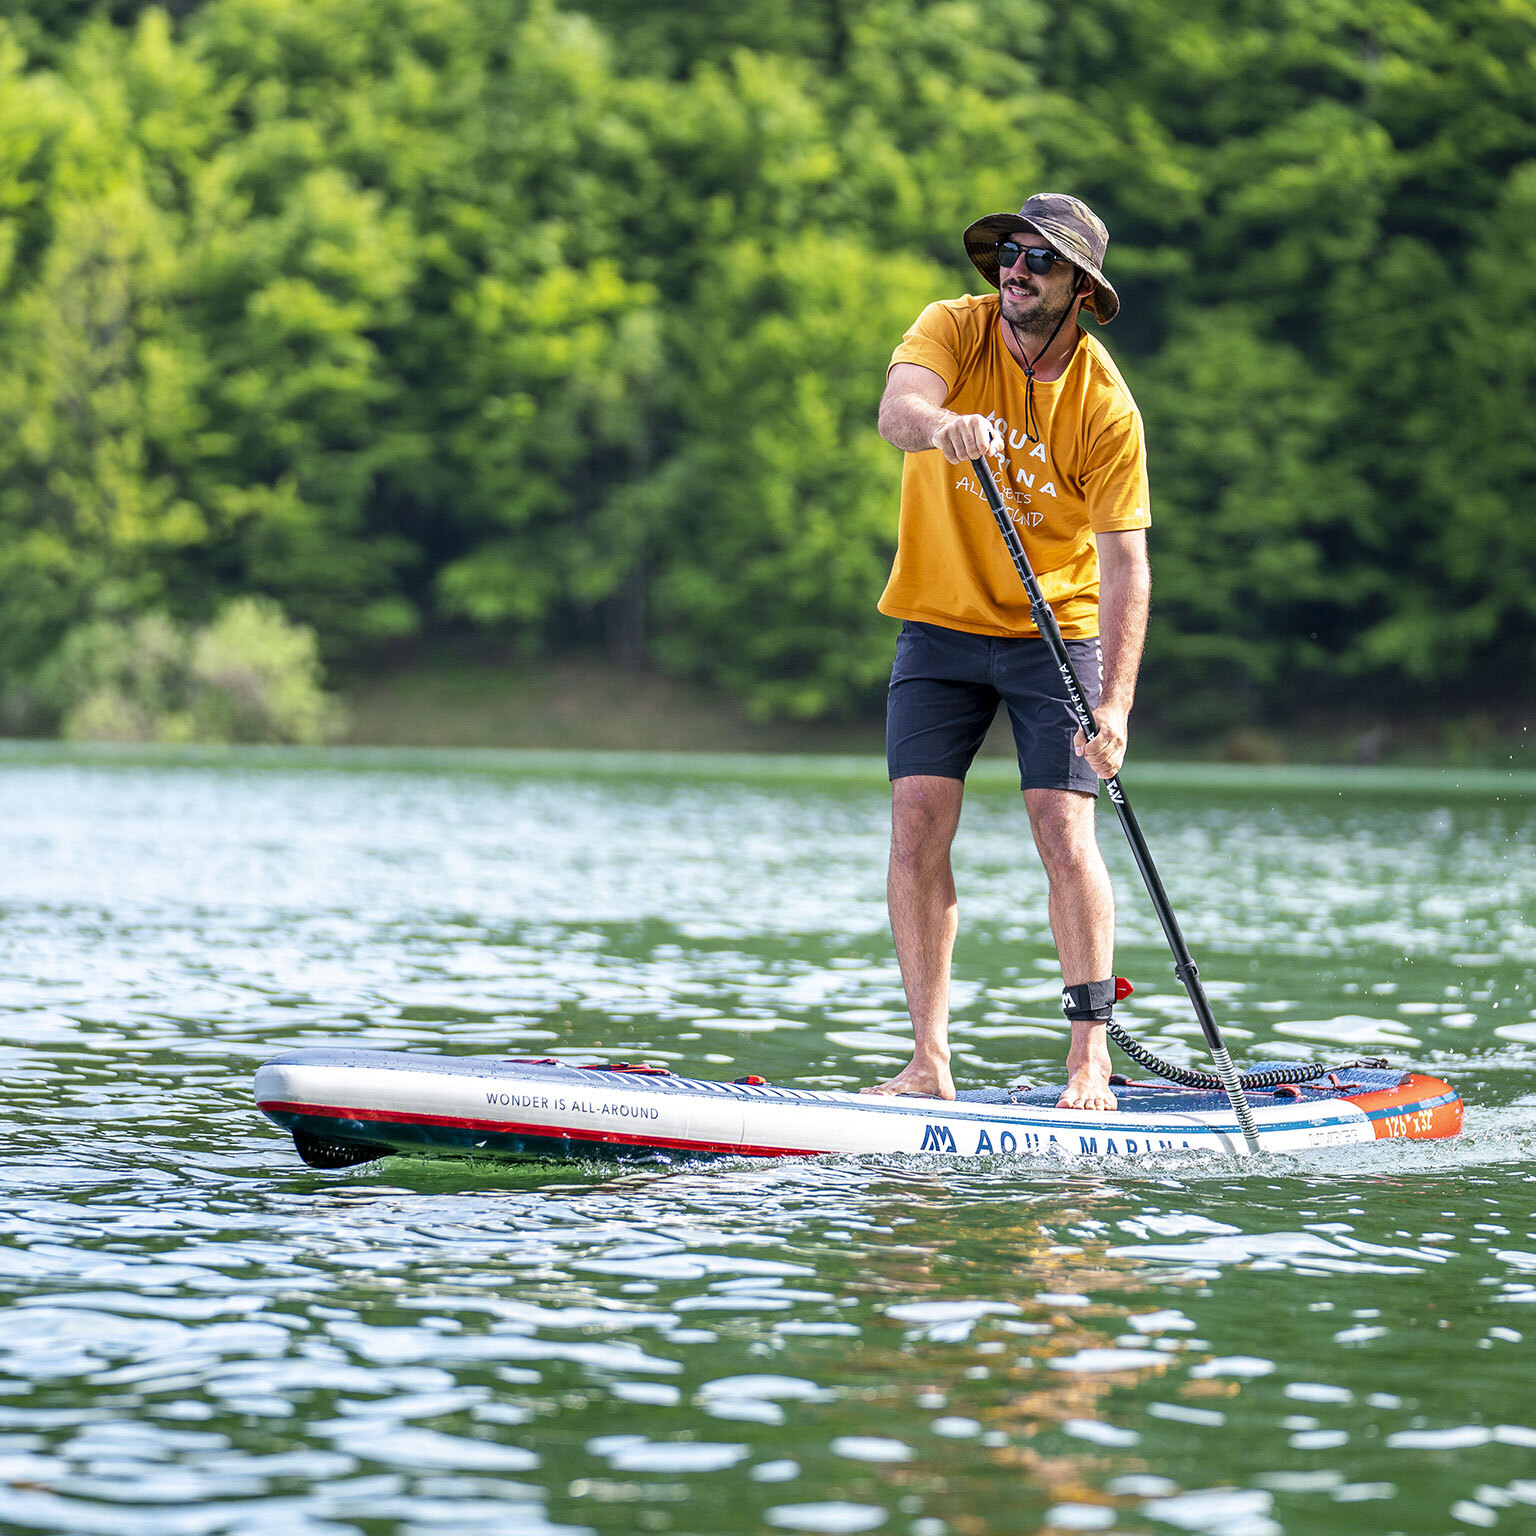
[255,1049,1463,1167]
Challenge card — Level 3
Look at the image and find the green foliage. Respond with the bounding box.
[188,595,340,742]
[41,596,341,743]
[1,0,1534,733]
[648,232,935,717]
[43,611,192,741]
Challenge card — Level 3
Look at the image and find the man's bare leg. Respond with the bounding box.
[1025,788,1118,1111]
[862,775,964,1099]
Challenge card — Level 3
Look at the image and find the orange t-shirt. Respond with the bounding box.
[879,293,1150,639]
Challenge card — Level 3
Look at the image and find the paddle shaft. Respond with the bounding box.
[968,456,1260,1154]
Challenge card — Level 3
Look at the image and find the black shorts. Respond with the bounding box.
[886,620,1103,793]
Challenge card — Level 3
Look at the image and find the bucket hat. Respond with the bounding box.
[963,192,1119,324]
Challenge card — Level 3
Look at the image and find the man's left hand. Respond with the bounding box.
[1074,704,1128,780]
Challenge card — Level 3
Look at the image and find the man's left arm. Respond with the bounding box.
[1073,528,1150,780]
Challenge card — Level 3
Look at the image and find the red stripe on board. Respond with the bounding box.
[257,1099,823,1159]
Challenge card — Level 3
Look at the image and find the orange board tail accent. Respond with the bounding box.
[1348,1073,1463,1140]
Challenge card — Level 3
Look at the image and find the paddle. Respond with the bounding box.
[968,455,1261,1155]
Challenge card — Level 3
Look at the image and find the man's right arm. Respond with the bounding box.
[878,362,1003,463]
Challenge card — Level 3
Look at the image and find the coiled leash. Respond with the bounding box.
[1065,977,1386,1092]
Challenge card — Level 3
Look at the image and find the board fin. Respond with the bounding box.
[292,1129,388,1169]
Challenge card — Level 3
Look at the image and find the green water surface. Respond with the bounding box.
[2,746,1534,1536]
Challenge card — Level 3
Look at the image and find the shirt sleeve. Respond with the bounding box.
[889,302,964,395]
[1081,410,1152,533]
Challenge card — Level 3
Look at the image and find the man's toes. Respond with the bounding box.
[1056,1091,1117,1111]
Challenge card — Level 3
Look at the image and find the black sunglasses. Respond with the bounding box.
[996,239,1069,275]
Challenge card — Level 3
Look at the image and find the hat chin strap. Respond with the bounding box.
[1006,289,1077,444]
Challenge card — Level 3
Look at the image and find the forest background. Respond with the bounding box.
[1,0,1533,758]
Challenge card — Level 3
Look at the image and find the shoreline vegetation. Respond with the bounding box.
[10,645,1530,775]
[333,646,1536,772]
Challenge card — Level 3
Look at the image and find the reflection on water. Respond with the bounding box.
[1,747,1534,1535]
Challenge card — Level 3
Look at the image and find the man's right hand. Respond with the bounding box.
[931,412,1005,465]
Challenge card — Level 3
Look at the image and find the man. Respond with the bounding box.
[862,192,1150,1113]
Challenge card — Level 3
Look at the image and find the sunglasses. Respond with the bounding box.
[996,239,1069,275]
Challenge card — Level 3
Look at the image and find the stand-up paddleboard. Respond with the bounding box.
[254,1050,1463,1168]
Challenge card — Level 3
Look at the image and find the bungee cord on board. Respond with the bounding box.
[1103,1021,1388,1093]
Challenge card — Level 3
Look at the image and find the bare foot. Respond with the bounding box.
[1057,1063,1118,1112]
[1058,1019,1117,1111]
[861,1056,955,1100]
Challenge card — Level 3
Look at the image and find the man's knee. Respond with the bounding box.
[1027,792,1100,881]
[891,775,963,866]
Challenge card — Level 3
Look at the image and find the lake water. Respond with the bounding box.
[3,745,1535,1536]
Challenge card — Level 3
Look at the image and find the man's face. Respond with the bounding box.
[997,232,1088,333]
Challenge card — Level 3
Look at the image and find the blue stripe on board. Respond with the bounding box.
[1362,1089,1458,1122]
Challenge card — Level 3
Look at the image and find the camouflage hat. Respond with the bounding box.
[963,192,1119,324]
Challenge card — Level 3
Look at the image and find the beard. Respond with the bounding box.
[1000,279,1077,347]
